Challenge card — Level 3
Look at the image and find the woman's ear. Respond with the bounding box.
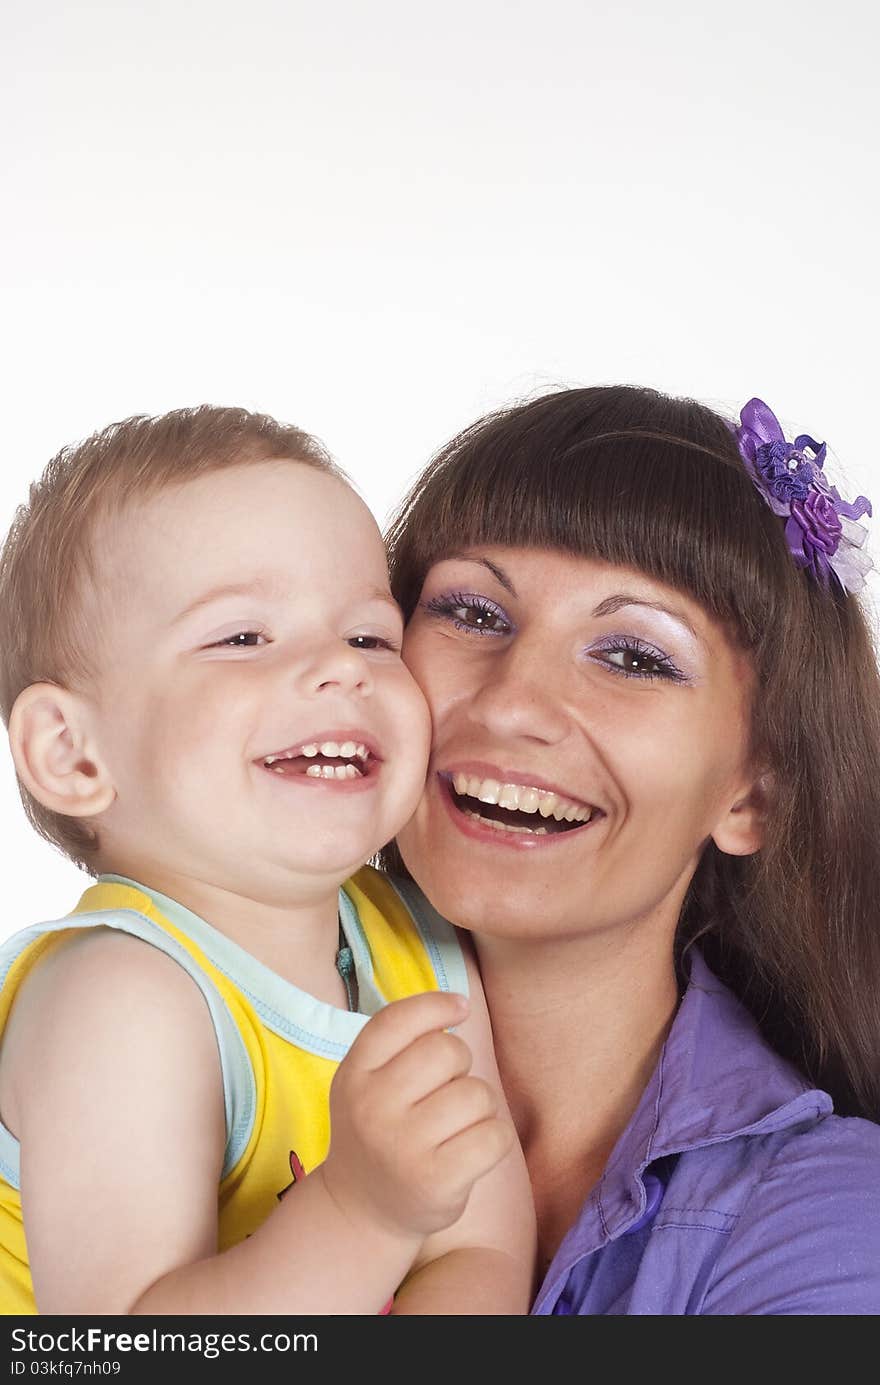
[712,771,774,857]
[7,683,116,818]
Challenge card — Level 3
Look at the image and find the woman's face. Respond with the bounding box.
[397,546,764,943]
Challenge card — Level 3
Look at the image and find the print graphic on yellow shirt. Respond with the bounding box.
[277,1150,308,1201]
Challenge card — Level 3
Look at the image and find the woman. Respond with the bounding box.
[382,385,880,1314]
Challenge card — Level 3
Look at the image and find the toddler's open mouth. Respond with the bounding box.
[259,737,378,781]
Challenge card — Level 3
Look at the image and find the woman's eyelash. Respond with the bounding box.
[419,594,686,681]
[592,637,687,683]
[422,592,511,636]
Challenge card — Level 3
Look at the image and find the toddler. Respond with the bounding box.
[0,406,535,1315]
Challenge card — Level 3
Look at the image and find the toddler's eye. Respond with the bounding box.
[212,631,266,648]
[348,634,399,652]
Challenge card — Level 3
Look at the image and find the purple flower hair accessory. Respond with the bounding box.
[735,398,873,595]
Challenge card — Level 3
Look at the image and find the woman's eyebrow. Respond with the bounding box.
[592,593,700,641]
[443,553,518,597]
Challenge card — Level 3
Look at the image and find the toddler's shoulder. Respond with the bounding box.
[343,867,469,1000]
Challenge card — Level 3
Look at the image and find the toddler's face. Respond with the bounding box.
[84,460,430,901]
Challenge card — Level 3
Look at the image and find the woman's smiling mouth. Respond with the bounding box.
[439,769,605,845]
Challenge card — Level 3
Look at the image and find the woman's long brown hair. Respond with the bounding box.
[383,385,880,1121]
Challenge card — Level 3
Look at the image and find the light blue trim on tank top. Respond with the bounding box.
[102,874,469,1052]
[0,872,468,1191]
[0,906,255,1186]
[384,874,470,1000]
[102,876,379,1057]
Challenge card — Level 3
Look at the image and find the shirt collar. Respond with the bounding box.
[552,948,832,1264]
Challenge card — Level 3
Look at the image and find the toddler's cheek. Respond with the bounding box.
[410,683,434,759]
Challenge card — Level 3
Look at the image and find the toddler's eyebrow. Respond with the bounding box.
[363,588,402,612]
[171,578,398,624]
[171,577,283,624]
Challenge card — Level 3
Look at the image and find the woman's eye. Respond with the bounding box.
[348,634,399,652]
[422,592,511,636]
[594,639,686,682]
[211,631,267,648]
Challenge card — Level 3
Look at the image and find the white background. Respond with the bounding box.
[2,1,878,934]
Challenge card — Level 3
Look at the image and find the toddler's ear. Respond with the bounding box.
[7,683,115,818]
[712,771,774,857]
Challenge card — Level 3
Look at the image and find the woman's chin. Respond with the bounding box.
[396,785,597,918]
[397,834,550,935]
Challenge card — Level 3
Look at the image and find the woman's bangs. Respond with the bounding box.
[422,433,782,650]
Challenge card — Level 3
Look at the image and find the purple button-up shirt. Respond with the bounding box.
[532,949,880,1314]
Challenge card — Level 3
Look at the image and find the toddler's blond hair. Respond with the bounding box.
[0,405,341,869]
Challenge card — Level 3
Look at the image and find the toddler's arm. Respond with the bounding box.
[387,937,537,1314]
[4,927,521,1314]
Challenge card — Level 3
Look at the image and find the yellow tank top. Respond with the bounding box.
[0,866,465,1315]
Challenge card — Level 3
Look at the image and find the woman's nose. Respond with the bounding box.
[466,638,571,744]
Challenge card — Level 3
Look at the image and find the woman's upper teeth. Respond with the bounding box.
[451,773,595,823]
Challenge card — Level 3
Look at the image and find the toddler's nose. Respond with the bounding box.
[307,640,374,698]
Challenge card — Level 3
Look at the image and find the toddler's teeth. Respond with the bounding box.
[306,765,323,777]
[302,744,319,757]
[320,741,340,757]
[339,740,357,757]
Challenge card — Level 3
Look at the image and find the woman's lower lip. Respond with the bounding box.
[437,774,599,850]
